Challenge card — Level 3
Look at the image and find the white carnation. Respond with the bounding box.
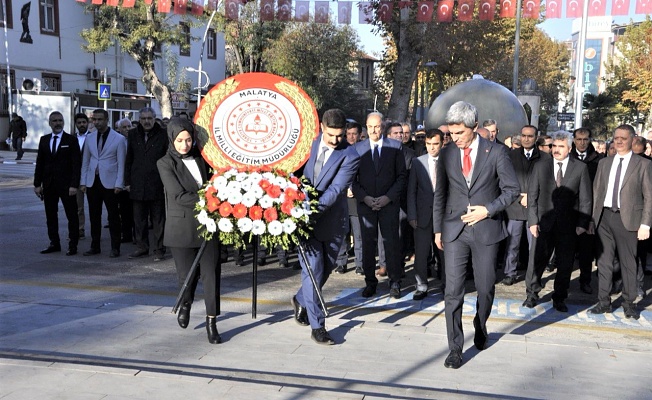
[252,220,266,235]
[237,217,253,233]
[198,198,206,207]
[282,219,297,234]
[290,206,304,218]
[217,218,233,233]
[213,176,228,189]
[197,210,209,224]
[224,169,236,179]
[227,191,243,205]
[248,172,262,182]
[235,172,247,182]
[262,172,275,181]
[241,192,257,207]
[226,180,242,193]
[205,218,217,233]
[268,220,283,236]
[274,176,288,189]
[240,179,253,192]
[258,195,274,209]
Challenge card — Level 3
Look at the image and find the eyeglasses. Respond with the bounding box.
[415,135,426,140]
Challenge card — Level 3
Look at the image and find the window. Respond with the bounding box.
[179,23,190,57]
[207,29,216,60]
[42,73,61,91]
[39,0,59,36]
[124,79,138,93]
[0,70,15,116]
[0,0,13,28]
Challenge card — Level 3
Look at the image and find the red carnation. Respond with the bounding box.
[259,179,272,191]
[249,205,263,220]
[232,203,248,219]
[297,191,306,201]
[205,186,217,198]
[207,197,220,213]
[263,207,278,222]
[218,202,233,218]
[284,187,298,201]
[267,185,282,198]
[260,165,272,173]
[290,176,300,185]
[280,200,294,215]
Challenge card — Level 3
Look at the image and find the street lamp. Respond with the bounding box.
[185,66,210,103]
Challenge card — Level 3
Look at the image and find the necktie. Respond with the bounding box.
[526,152,531,160]
[98,132,106,153]
[579,154,585,161]
[144,132,149,143]
[555,162,563,187]
[611,157,624,212]
[430,158,437,190]
[373,144,380,173]
[51,135,58,154]
[462,148,472,177]
[313,146,327,183]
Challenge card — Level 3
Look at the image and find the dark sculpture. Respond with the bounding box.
[20,2,33,44]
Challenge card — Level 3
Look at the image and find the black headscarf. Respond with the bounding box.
[166,117,197,159]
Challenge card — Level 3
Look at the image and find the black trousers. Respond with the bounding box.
[171,239,221,316]
[132,199,165,255]
[359,203,402,286]
[43,186,79,248]
[525,227,576,302]
[86,179,121,251]
[576,231,595,285]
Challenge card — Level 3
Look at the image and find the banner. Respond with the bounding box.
[546,0,562,18]
[358,2,373,24]
[635,0,652,13]
[174,0,187,14]
[106,0,119,6]
[260,0,274,21]
[588,0,607,15]
[458,0,475,21]
[338,1,352,24]
[277,0,292,21]
[436,0,454,21]
[314,1,329,23]
[399,1,413,8]
[378,1,394,23]
[611,0,630,14]
[499,0,517,17]
[158,0,171,13]
[522,0,540,18]
[191,0,204,15]
[122,0,136,7]
[417,1,435,22]
[566,0,584,18]
[295,1,310,21]
[478,0,496,20]
[225,0,240,20]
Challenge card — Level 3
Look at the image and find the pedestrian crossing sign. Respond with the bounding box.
[98,83,112,100]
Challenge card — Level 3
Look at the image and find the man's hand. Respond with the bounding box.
[114,188,122,194]
[346,188,354,198]
[576,226,586,236]
[409,220,417,229]
[520,193,528,208]
[69,187,78,196]
[363,196,375,208]
[530,224,539,238]
[587,221,595,235]
[34,186,43,199]
[638,226,650,241]
[435,233,443,250]
[80,185,87,193]
[461,205,489,226]
[373,195,391,209]
[125,185,131,192]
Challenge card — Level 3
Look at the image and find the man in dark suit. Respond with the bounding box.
[292,109,360,345]
[502,125,550,285]
[589,124,652,320]
[433,101,519,369]
[522,131,592,311]
[407,129,444,300]
[34,111,81,256]
[80,109,127,258]
[352,112,407,299]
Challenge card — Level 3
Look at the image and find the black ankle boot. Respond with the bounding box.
[177,302,191,329]
[206,316,221,344]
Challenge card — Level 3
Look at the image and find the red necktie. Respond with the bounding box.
[462,148,472,177]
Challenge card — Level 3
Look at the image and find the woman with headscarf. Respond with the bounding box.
[156,117,222,344]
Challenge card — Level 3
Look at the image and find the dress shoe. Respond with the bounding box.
[177,302,191,329]
[637,286,645,300]
[129,249,149,259]
[444,350,463,369]
[66,248,77,256]
[361,285,376,298]
[290,296,309,326]
[258,257,267,266]
[545,264,556,273]
[473,315,487,351]
[235,256,245,266]
[355,267,364,275]
[623,305,640,320]
[279,261,290,268]
[553,300,568,313]
[501,276,517,286]
[389,282,401,299]
[333,265,346,274]
[83,248,101,256]
[376,266,387,277]
[522,296,537,308]
[206,316,222,344]
[153,253,165,262]
[109,249,120,258]
[40,245,61,254]
[311,327,335,345]
[413,290,427,301]
[588,303,611,314]
[580,282,593,294]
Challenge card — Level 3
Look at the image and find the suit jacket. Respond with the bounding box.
[433,136,520,245]
[570,142,603,182]
[527,157,592,233]
[592,153,652,231]
[303,136,361,242]
[157,153,210,248]
[351,137,407,209]
[505,147,550,220]
[407,154,436,229]
[34,132,81,194]
[81,129,127,189]
[125,123,168,201]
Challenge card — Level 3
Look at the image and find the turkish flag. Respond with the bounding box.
[457,0,475,21]
[122,0,136,7]
[338,1,352,24]
[174,0,187,14]
[478,0,496,20]
[416,1,434,22]
[225,0,239,20]
[191,0,204,15]
[499,0,516,17]
[91,0,103,4]
[635,0,652,12]
[295,1,309,21]
[522,0,540,18]
[377,1,394,23]
[206,0,218,10]
[545,0,561,17]
[158,0,171,12]
[588,0,607,14]
[611,0,630,14]
[315,1,329,23]
[260,0,275,21]
[277,0,291,21]
[399,1,412,8]
[76,0,86,3]
[566,0,583,17]
[106,0,119,6]
[358,2,373,24]
[436,0,454,21]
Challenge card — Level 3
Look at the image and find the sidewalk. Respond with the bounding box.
[0,150,36,165]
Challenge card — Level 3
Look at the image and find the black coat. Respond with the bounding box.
[125,123,168,201]
[34,132,81,195]
[570,142,603,183]
[505,147,550,220]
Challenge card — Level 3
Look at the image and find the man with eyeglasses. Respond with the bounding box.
[537,135,553,154]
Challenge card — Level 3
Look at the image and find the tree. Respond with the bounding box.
[263,21,365,116]
[79,2,203,117]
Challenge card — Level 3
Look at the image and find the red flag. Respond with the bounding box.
[358,2,373,24]
[106,0,119,5]
[635,0,652,12]
[338,1,351,24]
[91,0,103,4]
[277,0,292,21]
[611,0,630,14]
[478,0,496,20]
[225,0,239,19]
[260,0,274,21]
[206,0,218,11]
[295,0,309,21]
[416,1,434,22]
[545,0,561,17]
[314,1,329,23]
[566,0,583,17]
[174,0,187,14]
[76,0,86,3]
[158,0,171,12]
[522,0,540,18]
[437,0,453,21]
[588,0,607,14]
[191,0,204,15]
[122,0,136,7]
[377,1,394,23]
[457,0,475,21]
[499,0,516,17]
[399,1,412,8]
